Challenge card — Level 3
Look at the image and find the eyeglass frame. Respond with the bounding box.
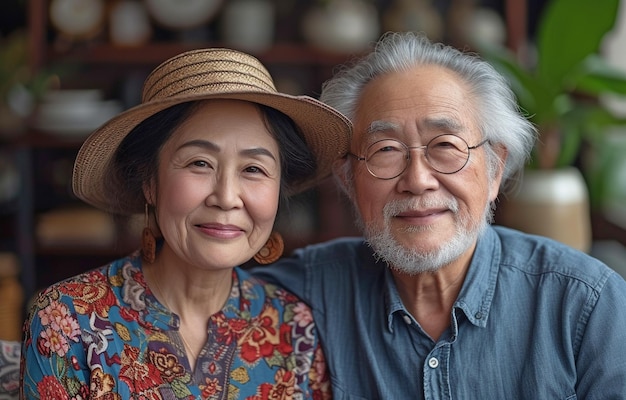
[347,134,491,180]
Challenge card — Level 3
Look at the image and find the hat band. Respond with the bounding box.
[142,51,277,103]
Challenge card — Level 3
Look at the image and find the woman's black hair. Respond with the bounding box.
[103,100,317,213]
[104,101,198,214]
[257,104,317,203]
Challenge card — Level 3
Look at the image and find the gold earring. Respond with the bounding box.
[254,231,284,264]
[142,203,156,264]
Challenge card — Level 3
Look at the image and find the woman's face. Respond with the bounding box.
[148,99,281,270]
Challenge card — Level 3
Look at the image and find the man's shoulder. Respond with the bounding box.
[293,236,368,264]
[491,225,615,286]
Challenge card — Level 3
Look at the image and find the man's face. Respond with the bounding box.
[349,65,502,272]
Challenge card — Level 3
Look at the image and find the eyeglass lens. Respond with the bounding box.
[365,134,471,178]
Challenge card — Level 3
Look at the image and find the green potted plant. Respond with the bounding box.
[478,0,626,251]
[0,30,56,136]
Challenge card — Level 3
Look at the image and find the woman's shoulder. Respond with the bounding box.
[31,252,143,309]
[236,267,311,314]
[237,267,295,299]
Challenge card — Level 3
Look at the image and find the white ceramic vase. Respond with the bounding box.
[498,167,592,252]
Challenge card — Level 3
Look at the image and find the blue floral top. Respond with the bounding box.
[20,251,331,399]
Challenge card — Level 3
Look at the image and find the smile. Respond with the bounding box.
[196,223,244,239]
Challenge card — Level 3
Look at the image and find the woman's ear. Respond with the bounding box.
[142,179,156,206]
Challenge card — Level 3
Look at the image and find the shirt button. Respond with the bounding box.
[428,357,439,369]
[403,315,412,325]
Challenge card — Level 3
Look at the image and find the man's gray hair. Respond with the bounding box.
[320,31,537,194]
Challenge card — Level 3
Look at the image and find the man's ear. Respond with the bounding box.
[490,143,509,201]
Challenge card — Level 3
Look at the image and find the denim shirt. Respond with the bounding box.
[251,225,626,399]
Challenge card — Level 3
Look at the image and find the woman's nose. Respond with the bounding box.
[206,172,244,209]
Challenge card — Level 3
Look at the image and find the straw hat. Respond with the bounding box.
[72,48,352,215]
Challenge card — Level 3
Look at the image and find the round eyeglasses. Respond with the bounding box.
[348,134,490,179]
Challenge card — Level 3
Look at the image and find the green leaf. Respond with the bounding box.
[478,0,624,173]
[583,135,626,208]
[580,106,626,142]
[571,55,626,96]
[480,44,558,123]
[555,111,583,167]
[537,0,620,82]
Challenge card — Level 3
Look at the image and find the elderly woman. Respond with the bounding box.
[20,48,351,399]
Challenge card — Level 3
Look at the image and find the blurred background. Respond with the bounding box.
[1,0,626,343]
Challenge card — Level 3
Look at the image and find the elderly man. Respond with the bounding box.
[253,32,626,398]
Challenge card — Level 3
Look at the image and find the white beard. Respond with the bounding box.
[362,197,492,274]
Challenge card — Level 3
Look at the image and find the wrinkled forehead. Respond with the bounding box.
[352,66,480,145]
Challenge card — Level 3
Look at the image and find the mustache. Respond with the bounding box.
[382,197,459,219]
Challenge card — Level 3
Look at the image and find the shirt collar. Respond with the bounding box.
[453,226,501,328]
[142,263,252,330]
[383,226,502,332]
[384,267,406,333]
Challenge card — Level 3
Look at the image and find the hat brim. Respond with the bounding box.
[72,91,352,215]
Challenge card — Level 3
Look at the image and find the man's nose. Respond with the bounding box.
[396,147,439,193]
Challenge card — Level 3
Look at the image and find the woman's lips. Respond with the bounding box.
[196,223,244,239]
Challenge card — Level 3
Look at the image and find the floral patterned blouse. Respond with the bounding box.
[20,251,331,399]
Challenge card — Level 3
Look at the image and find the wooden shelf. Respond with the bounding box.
[3,130,89,148]
[42,42,358,67]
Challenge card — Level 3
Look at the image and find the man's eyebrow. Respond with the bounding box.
[366,118,463,135]
[423,117,463,132]
[366,120,400,135]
